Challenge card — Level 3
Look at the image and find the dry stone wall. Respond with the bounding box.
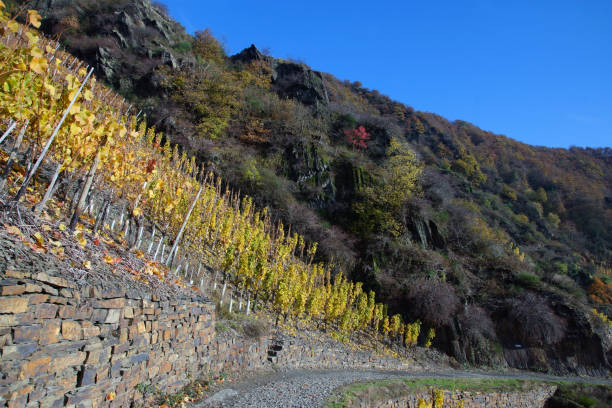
[366,387,557,408]
[0,269,215,408]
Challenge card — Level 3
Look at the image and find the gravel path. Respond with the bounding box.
[195,369,612,408]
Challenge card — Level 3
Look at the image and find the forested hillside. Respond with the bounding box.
[10,0,612,374]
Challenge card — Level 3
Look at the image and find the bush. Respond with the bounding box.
[405,278,460,328]
[515,272,541,289]
[507,293,566,346]
[459,305,496,341]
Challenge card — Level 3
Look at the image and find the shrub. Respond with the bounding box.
[405,278,459,328]
[459,305,496,341]
[507,293,566,345]
[515,272,541,289]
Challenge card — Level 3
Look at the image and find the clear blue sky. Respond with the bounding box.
[162,0,611,148]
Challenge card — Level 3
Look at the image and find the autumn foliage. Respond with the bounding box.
[344,125,370,150]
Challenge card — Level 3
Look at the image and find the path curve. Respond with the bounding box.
[195,369,612,408]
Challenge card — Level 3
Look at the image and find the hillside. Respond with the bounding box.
[10,0,612,375]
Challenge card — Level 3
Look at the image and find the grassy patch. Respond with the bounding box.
[547,382,612,408]
[325,377,547,408]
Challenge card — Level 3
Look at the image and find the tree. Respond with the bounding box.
[344,125,370,150]
[193,28,225,64]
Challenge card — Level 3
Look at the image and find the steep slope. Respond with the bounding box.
[16,0,612,375]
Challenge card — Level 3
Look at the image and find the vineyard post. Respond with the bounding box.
[0,120,28,192]
[136,224,144,248]
[147,226,156,253]
[34,161,62,215]
[0,120,16,146]
[13,68,94,204]
[166,186,203,266]
[229,292,233,313]
[69,151,101,231]
[94,198,111,233]
[153,236,163,261]
[246,293,251,316]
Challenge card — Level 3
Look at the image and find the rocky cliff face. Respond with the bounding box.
[33,0,193,93]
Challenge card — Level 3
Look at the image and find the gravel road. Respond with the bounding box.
[195,369,612,408]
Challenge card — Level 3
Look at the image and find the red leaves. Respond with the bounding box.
[146,159,156,174]
[344,126,371,150]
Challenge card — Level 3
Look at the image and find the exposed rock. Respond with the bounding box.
[286,141,335,209]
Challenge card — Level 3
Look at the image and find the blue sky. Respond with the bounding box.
[161,0,611,148]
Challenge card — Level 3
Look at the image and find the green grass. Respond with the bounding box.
[324,377,547,408]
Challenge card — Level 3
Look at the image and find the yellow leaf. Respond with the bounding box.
[30,47,43,58]
[33,232,44,245]
[7,20,18,33]
[44,83,56,97]
[0,1,5,10]
[102,255,115,264]
[25,31,39,45]
[45,45,54,53]
[16,61,27,71]
[83,89,93,101]
[30,57,48,74]
[42,224,52,232]
[49,239,62,248]
[28,10,42,28]
[106,392,115,401]
[83,260,91,270]
[69,123,81,136]
[78,67,87,77]
[5,225,21,236]
[59,223,66,231]
[132,208,142,217]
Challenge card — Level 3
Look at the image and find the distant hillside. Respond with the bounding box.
[16,0,612,374]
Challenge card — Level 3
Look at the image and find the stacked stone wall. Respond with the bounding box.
[0,270,215,408]
[367,386,557,408]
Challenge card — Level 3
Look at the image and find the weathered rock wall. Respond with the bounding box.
[364,387,557,408]
[0,269,215,408]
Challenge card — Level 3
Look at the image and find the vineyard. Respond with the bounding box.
[0,4,431,350]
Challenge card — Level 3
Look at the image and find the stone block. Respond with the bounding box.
[13,325,41,343]
[58,305,75,319]
[93,298,125,309]
[53,351,86,371]
[27,294,49,305]
[1,343,37,360]
[105,309,121,324]
[39,320,60,345]
[35,303,58,319]
[24,283,42,293]
[0,315,16,327]
[78,366,97,387]
[1,285,25,296]
[123,307,134,319]
[0,297,29,313]
[100,288,126,299]
[62,320,82,340]
[33,272,74,289]
[4,270,29,279]
[18,357,51,379]
[82,325,101,339]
